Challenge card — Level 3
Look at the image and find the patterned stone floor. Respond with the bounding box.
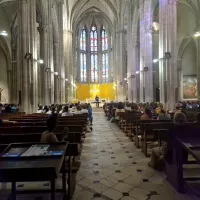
[73,112,200,200]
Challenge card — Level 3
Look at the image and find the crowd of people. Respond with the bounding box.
[103,102,173,122]
[36,103,93,123]
[104,101,200,171]
[0,104,18,113]
[39,103,93,143]
[176,101,200,110]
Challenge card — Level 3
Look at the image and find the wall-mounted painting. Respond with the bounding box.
[183,75,197,99]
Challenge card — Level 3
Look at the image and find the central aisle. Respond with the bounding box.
[74,112,198,200]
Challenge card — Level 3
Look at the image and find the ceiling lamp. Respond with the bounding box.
[0,30,8,36]
[38,59,44,64]
[194,31,200,37]
[152,22,159,31]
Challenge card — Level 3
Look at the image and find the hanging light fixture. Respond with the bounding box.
[0,30,8,36]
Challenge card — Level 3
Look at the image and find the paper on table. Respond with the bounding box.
[21,145,49,157]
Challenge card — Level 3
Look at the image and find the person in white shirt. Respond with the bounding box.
[59,106,65,115]
[74,106,82,115]
[37,105,43,113]
[81,104,89,114]
[61,106,73,117]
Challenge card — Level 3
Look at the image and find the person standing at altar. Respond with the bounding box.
[95,95,99,108]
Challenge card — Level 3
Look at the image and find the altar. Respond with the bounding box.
[76,83,116,102]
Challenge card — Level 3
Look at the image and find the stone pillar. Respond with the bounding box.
[127,6,138,103]
[58,1,65,103]
[17,0,29,112]
[17,0,37,112]
[139,0,153,103]
[11,44,17,103]
[197,37,200,100]
[53,43,60,103]
[38,24,49,106]
[116,29,126,102]
[29,0,38,112]
[159,0,178,109]
[64,30,74,101]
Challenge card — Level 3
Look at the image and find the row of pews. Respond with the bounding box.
[0,112,89,200]
[106,110,200,196]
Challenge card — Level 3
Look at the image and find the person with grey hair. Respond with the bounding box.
[173,112,187,125]
[148,112,188,170]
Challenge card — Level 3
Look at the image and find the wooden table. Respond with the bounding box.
[0,142,68,200]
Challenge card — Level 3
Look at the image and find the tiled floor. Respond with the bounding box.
[73,112,200,200]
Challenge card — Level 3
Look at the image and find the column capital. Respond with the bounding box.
[19,0,27,3]
[37,24,48,33]
[53,42,59,49]
[168,0,179,4]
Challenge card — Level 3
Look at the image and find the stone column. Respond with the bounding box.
[127,6,138,103]
[53,42,60,103]
[139,0,153,102]
[58,1,65,103]
[159,0,178,109]
[197,37,200,100]
[116,29,126,102]
[64,30,74,101]
[11,44,17,103]
[17,0,29,112]
[29,0,38,112]
[38,24,49,106]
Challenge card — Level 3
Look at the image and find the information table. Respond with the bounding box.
[0,142,68,200]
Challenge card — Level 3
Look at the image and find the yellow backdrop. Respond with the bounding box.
[76,83,116,101]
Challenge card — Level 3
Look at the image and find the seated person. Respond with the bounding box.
[87,103,93,125]
[49,107,58,118]
[59,106,65,115]
[37,105,43,113]
[81,104,89,114]
[148,112,188,170]
[157,109,171,120]
[141,108,152,120]
[115,102,125,117]
[74,106,82,115]
[40,116,58,143]
[61,106,73,117]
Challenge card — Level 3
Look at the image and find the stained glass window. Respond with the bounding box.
[80,53,86,82]
[90,26,97,52]
[80,27,87,82]
[78,24,110,83]
[80,28,86,51]
[90,25,98,83]
[102,53,108,82]
[102,27,109,82]
[102,28,108,51]
[91,54,98,82]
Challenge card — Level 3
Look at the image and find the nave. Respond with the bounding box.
[73,112,199,200]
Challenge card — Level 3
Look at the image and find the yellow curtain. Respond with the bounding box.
[76,83,116,101]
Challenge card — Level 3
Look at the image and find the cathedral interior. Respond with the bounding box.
[0,0,200,200]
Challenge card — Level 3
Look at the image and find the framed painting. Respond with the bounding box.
[183,75,197,99]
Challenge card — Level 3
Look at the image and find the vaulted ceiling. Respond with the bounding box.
[0,0,16,27]
[67,0,120,30]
